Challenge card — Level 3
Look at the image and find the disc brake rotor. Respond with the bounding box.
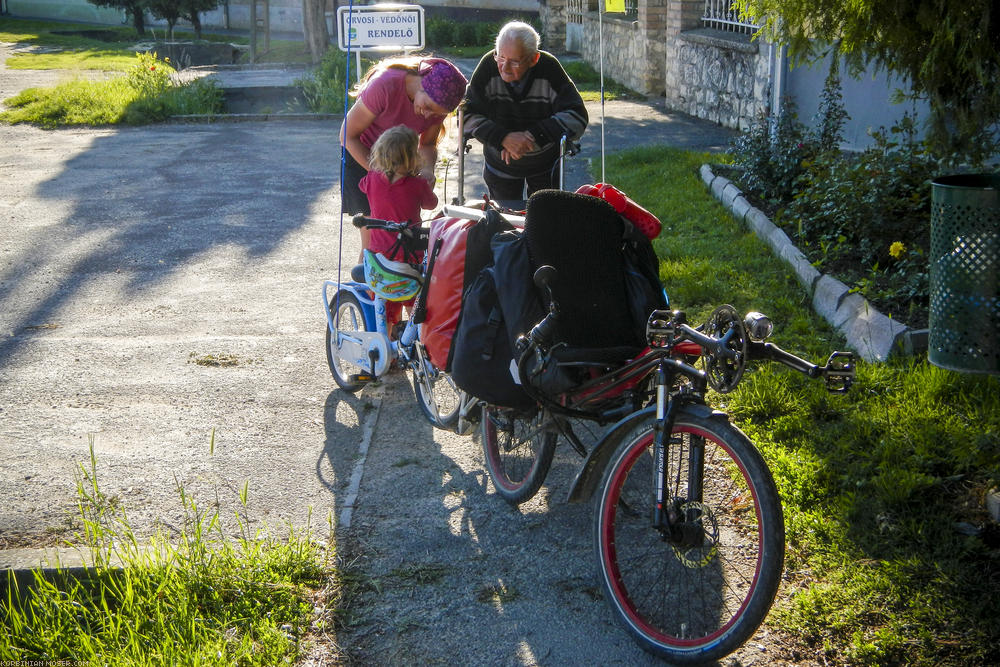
[670,501,720,568]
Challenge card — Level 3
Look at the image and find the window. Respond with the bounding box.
[701,0,759,34]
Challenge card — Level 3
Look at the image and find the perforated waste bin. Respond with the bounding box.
[928,173,1000,374]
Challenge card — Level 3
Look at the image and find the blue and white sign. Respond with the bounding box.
[337,4,425,52]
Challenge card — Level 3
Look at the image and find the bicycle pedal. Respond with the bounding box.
[349,373,376,384]
[822,351,855,393]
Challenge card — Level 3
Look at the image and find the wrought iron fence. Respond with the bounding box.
[701,0,759,34]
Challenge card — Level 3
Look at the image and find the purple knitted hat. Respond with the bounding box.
[418,58,467,112]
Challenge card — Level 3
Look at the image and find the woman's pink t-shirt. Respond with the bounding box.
[359,68,446,149]
[359,171,439,259]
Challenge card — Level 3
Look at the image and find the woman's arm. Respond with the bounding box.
[417,122,443,185]
[341,100,378,169]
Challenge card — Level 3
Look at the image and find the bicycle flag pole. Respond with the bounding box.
[334,0,357,325]
[599,0,625,182]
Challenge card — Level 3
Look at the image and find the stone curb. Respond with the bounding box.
[700,164,924,363]
[168,112,341,123]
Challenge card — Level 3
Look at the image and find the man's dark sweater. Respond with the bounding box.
[463,50,589,179]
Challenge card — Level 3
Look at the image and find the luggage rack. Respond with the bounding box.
[441,204,526,228]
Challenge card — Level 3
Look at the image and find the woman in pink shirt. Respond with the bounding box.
[340,57,466,252]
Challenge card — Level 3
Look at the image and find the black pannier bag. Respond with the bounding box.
[451,230,546,409]
[450,265,537,410]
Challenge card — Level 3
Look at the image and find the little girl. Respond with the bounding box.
[359,125,439,333]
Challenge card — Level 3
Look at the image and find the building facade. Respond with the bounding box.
[542,0,926,150]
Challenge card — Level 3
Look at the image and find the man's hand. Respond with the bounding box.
[500,131,536,163]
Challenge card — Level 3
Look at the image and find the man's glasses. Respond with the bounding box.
[494,54,529,70]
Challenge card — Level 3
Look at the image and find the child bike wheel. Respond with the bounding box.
[593,408,784,664]
[481,405,557,505]
[326,291,368,393]
[412,342,461,430]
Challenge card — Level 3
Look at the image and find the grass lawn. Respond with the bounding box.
[603,146,1000,667]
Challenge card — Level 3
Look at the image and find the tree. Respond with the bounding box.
[181,0,222,39]
[88,0,147,36]
[734,0,1000,159]
[146,0,182,39]
[145,0,220,40]
[302,0,330,64]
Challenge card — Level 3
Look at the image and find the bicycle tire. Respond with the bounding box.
[481,404,557,505]
[326,291,368,393]
[412,342,461,430]
[593,407,784,664]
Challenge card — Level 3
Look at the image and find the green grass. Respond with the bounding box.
[563,60,638,101]
[603,146,1000,666]
[1,441,334,665]
[1,49,223,127]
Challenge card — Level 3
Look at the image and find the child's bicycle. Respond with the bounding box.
[322,216,471,430]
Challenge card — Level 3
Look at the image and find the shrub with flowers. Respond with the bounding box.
[729,58,944,328]
[126,51,174,99]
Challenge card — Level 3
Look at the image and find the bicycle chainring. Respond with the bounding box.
[703,304,748,393]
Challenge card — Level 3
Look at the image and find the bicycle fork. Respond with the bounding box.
[651,360,706,548]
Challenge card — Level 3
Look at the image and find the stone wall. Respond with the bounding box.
[574,2,668,96]
[665,29,769,131]
[539,0,567,53]
[541,0,770,128]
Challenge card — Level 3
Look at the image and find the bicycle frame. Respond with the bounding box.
[322,279,398,378]
[513,300,855,504]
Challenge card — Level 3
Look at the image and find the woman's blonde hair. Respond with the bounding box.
[352,56,423,97]
[369,125,421,177]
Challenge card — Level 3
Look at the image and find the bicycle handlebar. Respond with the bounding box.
[351,215,410,232]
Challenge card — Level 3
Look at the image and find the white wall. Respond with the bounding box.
[783,52,930,152]
[6,0,540,35]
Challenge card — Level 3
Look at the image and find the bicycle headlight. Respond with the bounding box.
[743,311,773,340]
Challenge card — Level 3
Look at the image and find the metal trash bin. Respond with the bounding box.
[928,173,1000,374]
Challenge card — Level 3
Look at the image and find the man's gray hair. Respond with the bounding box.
[496,21,540,55]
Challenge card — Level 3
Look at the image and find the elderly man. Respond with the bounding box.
[462,21,589,202]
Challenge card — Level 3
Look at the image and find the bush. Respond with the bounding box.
[298,48,351,113]
[0,51,223,127]
[729,59,946,327]
[424,17,539,49]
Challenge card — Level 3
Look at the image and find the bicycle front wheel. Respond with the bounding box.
[594,408,784,664]
[326,291,368,393]
[412,342,461,430]
[481,405,557,505]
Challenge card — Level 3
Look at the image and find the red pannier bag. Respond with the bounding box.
[575,183,662,240]
[421,210,516,371]
[422,216,475,371]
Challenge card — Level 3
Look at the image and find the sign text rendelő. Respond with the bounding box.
[337,6,425,52]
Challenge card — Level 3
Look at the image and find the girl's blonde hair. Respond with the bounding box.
[369,125,421,177]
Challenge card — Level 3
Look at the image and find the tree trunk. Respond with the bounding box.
[302,0,329,64]
[131,6,146,36]
[189,12,203,39]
